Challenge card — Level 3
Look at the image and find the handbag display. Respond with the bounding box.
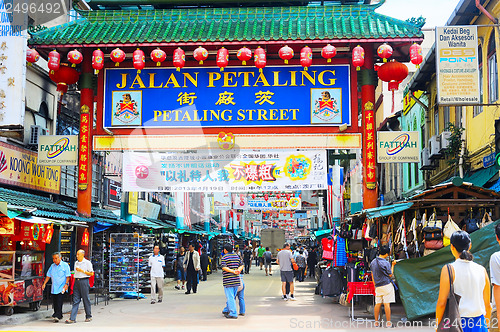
[424,231,443,241]
[348,239,363,252]
[424,239,444,250]
[464,217,479,233]
[437,265,463,332]
[423,213,443,232]
[443,216,461,239]
[480,212,494,228]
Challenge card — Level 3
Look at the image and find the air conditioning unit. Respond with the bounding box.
[429,135,441,159]
[29,125,48,145]
[440,131,452,152]
[420,148,435,170]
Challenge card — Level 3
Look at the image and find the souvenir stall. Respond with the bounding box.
[0,215,54,315]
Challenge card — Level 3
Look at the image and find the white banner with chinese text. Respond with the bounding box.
[122,149,327,192]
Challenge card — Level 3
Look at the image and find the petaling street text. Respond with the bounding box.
[152,108,300,122]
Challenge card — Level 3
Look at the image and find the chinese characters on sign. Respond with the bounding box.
[364,102,376,190]
[122,150,327,192]
[78,105,90,190]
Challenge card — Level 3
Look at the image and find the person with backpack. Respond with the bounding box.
[263,247,273,276]
[370,245,397,328]
[436,231,491,332]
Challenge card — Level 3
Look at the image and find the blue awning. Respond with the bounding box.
[361,202,414,219]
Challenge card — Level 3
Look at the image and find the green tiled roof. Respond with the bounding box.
[0,188,76,214]
[29,4,422,46]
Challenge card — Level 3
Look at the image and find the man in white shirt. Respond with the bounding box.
[149,245,165,304]
[490,224,500,332]
[66,249,94,324]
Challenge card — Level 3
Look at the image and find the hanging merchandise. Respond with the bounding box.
[321,235,334,260]
[377,43,393,63]
[67,49,83,67]
[352,45,364,71]
[377,60,409,113]
[47,49,60,74]
[237,47,252,65]
[110,48,126,67]
[173,47,185,71]
[26,48,40,65]
[92,49,104,74]
[81,228,89,246]
[150,48,166,66]
[42,224,54,244]
[133,48,145,73]
[216,47,229,71]
[48,63,80,94]
[321,44,337,63]
[300,46,312,71]
[409,43,423,68]
[193,46,209,65]
[278,45,294,64]
[254,47,266,72]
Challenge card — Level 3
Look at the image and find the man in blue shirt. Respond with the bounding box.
[42,252,71,323]
[370,245,397,328]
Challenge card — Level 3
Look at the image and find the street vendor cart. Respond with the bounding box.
[0,250,44,316]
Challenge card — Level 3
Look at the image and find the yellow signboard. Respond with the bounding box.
[403,90,424,115]
[0,141,61,194]
[128,192,138,215]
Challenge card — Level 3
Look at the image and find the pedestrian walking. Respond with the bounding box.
[243,246,252,274]
[253,246,259,267]
[223,276,245,317]
[42,252,71,323]
[276,243,296,301]
[489,224,500,332]
[200,248,209,281]
[296,250,306,282]
[370,245,397,328]
[148,245,165,304]
[221,244,243,319]
[183,243,201,294]
[437,231,491,332]
[307,248,318,278]
[66,250,94,323]
[263,247,272,276]
[257,245,265,270]
[175,247,186,290]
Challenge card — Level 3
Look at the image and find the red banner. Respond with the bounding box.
[78,105,91,191]
[364,101,376,190]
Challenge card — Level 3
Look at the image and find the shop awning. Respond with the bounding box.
[360,202,414,219]
[462,167,499,188]
[313,228,333,241]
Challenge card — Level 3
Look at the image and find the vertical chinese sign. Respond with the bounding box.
[78,105,90,190]
[364,101,376,190]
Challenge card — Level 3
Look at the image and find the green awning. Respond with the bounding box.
[313,228,333,241]
[361,202,414,219]
[463,166,498,188]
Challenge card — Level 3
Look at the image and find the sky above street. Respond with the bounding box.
[376,0,462,28]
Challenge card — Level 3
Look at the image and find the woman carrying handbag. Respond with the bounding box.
[436,231,491,332]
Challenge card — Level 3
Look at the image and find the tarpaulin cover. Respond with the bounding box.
[394,219,500,321]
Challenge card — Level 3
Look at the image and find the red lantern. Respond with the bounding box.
[193,46,208,65]
[321,44,337,63]
[173,48,185,71]
[377,43,393,63]
[286,193,291,201]
[300,46,312,71]
[110,48,125,67]
[276,194,281,199]
[49,63,80,94]
[217,47,229,71]
[378,60,409,113]
[264,194,269,201]
[92,49,104,75]
[47,50,60,74]
[133,48,145,73]
[26,48,39,65]
[150,48,166,67]
[254,47,266,72]
[278,45,294,64]
[352,45,365,71]
[237,47,252,66]
[81,228,89,246]
[67,49,83,67]
[252,194,256,199]
[410,43,423,68]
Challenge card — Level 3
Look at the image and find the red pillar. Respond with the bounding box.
[77,49,94,217]
[360,45,378,209]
